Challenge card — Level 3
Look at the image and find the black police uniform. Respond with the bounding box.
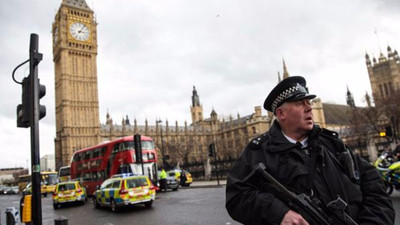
[226,76,394,225]
[225,121,395,225]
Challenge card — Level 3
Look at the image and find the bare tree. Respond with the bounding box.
[348,89,400,146]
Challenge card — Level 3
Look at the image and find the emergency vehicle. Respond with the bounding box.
[168,169,193,186]
[93,174,156,212]
[52,181,87,209]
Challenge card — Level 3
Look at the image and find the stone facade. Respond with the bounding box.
[53,0,101,170]
[100,89,271,169]
[366,46,400,103]
[364,46,400,160]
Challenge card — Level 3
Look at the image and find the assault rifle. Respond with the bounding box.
[248,163,358,225]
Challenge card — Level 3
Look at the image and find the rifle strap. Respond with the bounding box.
[306,144,319,196]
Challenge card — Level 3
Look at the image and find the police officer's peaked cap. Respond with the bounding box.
[263,76,316,113]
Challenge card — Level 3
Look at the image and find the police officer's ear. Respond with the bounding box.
[275,106,285,120]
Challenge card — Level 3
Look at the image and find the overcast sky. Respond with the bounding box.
[1,0,399,170]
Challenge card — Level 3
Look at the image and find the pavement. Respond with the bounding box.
[185,179,227,188]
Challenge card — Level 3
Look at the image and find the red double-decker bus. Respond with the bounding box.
[70,135,158,195]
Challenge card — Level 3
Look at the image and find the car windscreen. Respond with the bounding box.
[58,183,76,191]
[126,178,148,188]
[168,172,175,177]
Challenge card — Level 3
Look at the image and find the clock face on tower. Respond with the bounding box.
[69,22,90,41]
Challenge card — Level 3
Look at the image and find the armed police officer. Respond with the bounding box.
[225,76,395,225]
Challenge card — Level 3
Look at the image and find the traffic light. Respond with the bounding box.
[38,79,46,120]
[15,33,45,127]
[208,143,215,157]
[134,134,142,163]
[16,77,46,127]
[17,76,32,128]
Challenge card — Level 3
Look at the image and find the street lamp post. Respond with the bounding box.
[156,120,166,169]
[210,125,220,186]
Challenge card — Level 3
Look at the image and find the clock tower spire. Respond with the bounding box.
[53,0,100,170]
[190,86,204,124]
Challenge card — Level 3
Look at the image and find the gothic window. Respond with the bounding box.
[228,141,233,149]
[379,84,384,97]
[75,57,79,75]
[82,58,86,76]
[384,83,389,96]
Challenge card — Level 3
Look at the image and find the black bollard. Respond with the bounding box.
[54,216,68,225]
[6,212,15,225]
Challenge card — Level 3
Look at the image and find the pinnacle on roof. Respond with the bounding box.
[62,0,91,10]
[282,59,289,79]
[277,71,281,82]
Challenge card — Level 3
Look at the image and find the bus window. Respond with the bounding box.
[142,140,155,150]
[77,163,82,171]
[84,151,91,160]
[75,153,81,162]
[100,147,106,156]
[83,173,92,181]
[117,164,131,174]
[96,159,102,167]
[112,143,120,155]
[42,173,58,185]
[92,171,98,181]
[73,154,79,162]
[82,162,87,170]
[119,142,126,151]
[119,141,154,150]
[98,170,106,180]
[93,148,100,158]
[58,166,71,182]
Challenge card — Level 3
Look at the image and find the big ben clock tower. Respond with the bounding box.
[53,0,100,170]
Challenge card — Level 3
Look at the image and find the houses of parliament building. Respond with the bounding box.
[52,0,400,175]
